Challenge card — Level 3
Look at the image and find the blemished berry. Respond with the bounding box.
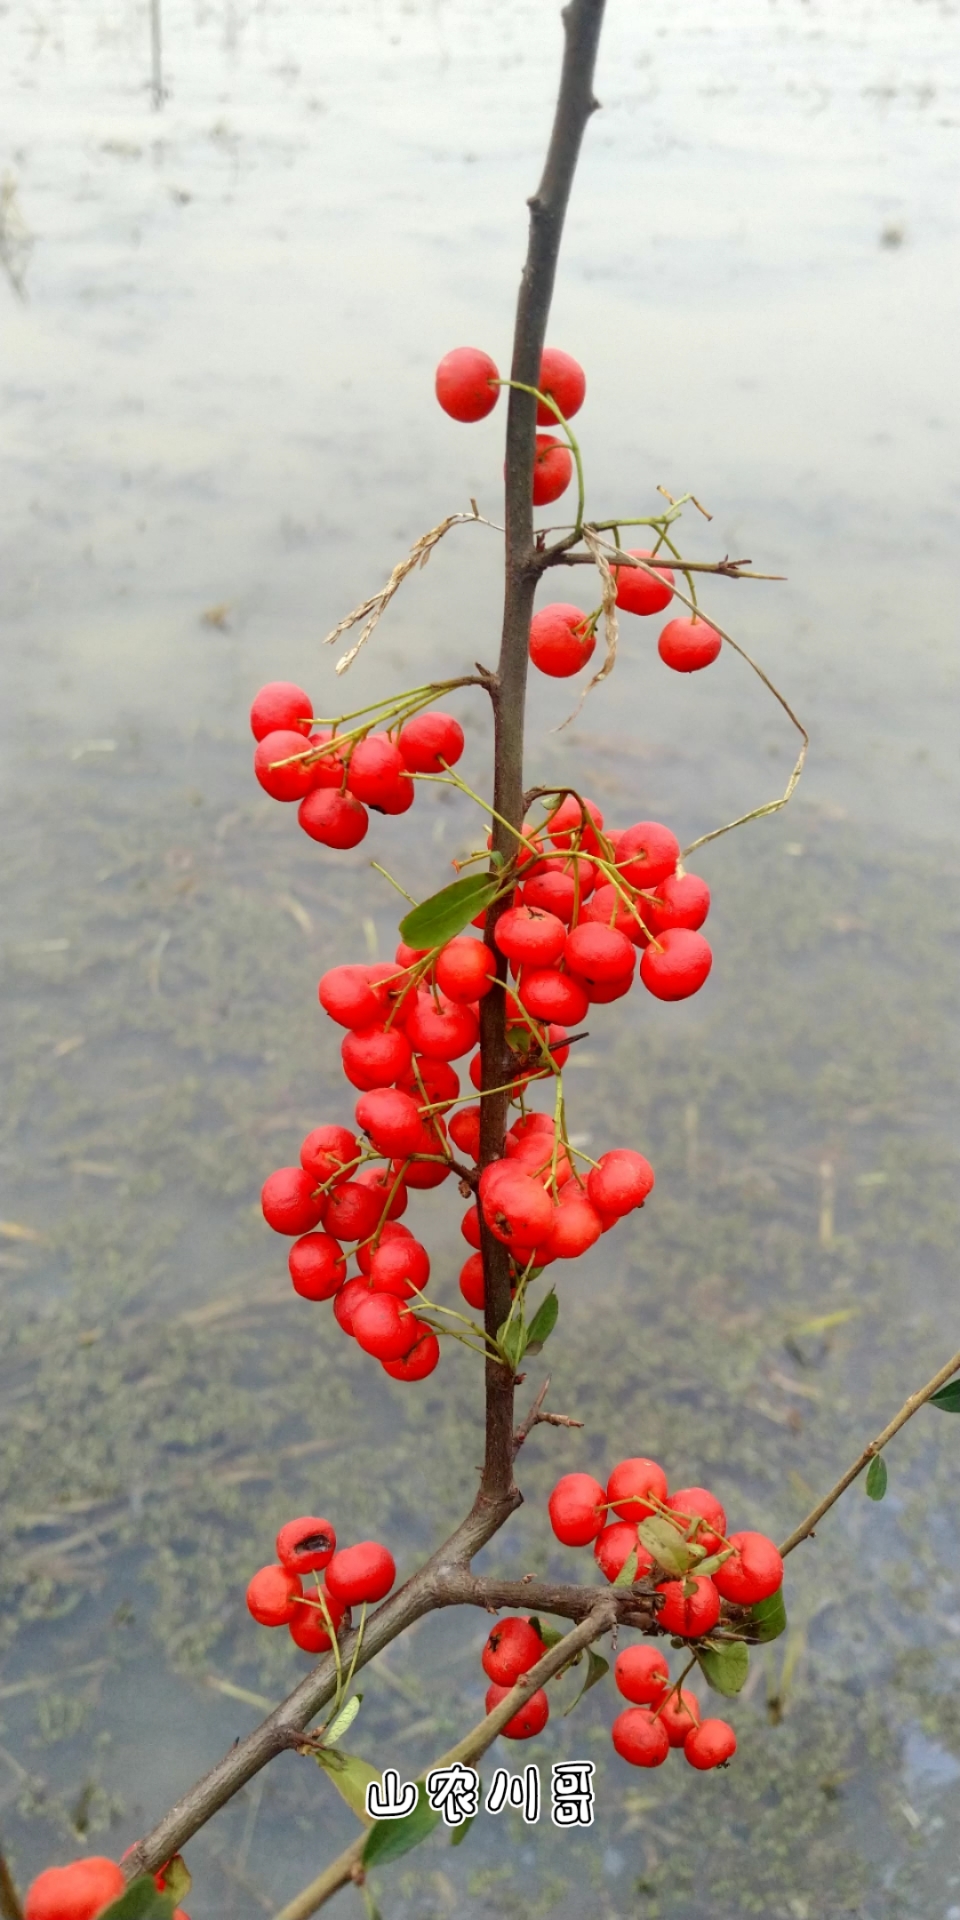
[24,1858,127,1920]
[644,870,710,936]
[449,1105,482,1161]
[352,1292,420,1362]
[495,904,567,968]
[545,1189,603,1261]
[276,1516,337,1574]
[300,1123,359,1186]
[522,868,577,922]
[341,1023,413,1090]
[657,1686,702,1747]
[606,1456,669,1521]
[459,1252,486,1309]
[614,549,675,616]
[355,1087,423,1157]
[368,1235,430,1298]
[564,922,636,985]
[323,1180,386,1243]
[614,1644,670,1705]
[261,1167,325,1237]
[435,936,496,1003]
[640,927,713,1002]
[545,793,606,855]
[664,1487,727,1557]
[586,1149,655,1218]
[405,992,479,1061]
[250,681,312,741]
[298,788,369,849]
[246,1563,303,1626]
[615,820,680,890]
[319,964,390,1030]
[288,1585,347,1653]
[547,1472,606,1546]
[435,346,500,422]
[537,346,586,423]
[347,734,407,808]
[482,1168,554,1248]
[397,710,465,773]
[684,1717,737,1770]
[289,1232,347,1301]
[594,1522,653,1585]
[254,729,317,802]
[482,1616,546,1686]
[611,1706,670,1768]
[382,1327,440,1381]
[485,1682,550,1740]
[656,1575,721,1638]
[532,433,573,505]
[711,1531,784,1605]
[528,603,596,678]
[325,1541,396,1606]
[518,967,589,1027]
[658,614,722,672]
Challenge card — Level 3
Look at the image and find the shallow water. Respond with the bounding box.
[1,1,959,1916]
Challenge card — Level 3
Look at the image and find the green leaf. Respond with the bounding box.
[450,1811,477,1848]
[929,1380,960,1412]
[527,1616,566,1649]
[362,1781,440,1868]
[744,1587,788,1644]
[100,1882,176,1920]
[696,1641,750,1697]
[865,1454,888,1501]
[524,1290,558,1356]
[156,1858,191,1903]
[612,1548,639,1589]
[399,875,500,950]
[497,1313,527,1372]
[637,1515,705,1576]
[314,1748,381,1824]
[695,1549,733,1578]
[324,1692,362,1746]
[563,1647,610,1716]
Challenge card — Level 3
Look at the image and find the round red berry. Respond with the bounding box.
[397,711,464,772]
[250,682,312,741]
[254,729,317,802]
[494,904,567,967]
[643,871,710,936]
[640,927,713,1002]
[405,992,479,1061]
[614,1644,669,1705]
[246,1562,303,1626]
[711,1531,783,1605]
[481,1616,545,1686]
[325,1541,396,1606]
[532,433,572,505]
[288,1585,347,1653]
[298,788,369,849]
[547,1472,606,1546]
[459,1251,486,1309]
[485,1682,549,1740]
[289,1232,347,1301]
[435,936,496,1003]
[537,347,586,423]
[606,1456,668,1522]
[684,1717,737,1770]
[382,1328,440,1381]
[656,1575,721,1638]
[658,615,722,672]
[656,1685,702,1747]
[352,1293,420,1362]
[610,1707,669,1768]
[25,1859,127,1920]
[528,603,596,678]
[615,820,680,890]
[355,1087,423,1157]
[435,347,500,422]
[545,1189,603,1261]
[341,1024,412,1090]
[300,1123,360,1188]
[323,1180,385,1243]
[261,1167,325,1237]
[614,549,675,616]
[564,922,635,985]
[276,1517,337,1574]
[586,1150,655,1218]
[518,967,589,1026]
[664,1487,727,1557]
[594,1522,653,1585]
[368,1235,429,1298]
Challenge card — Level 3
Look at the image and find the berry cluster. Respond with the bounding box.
[251,680,466,851]
[24,1858,189,1920]
[435,343,585,505]
[246,1516,396,1653]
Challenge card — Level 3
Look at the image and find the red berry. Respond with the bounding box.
[656,1686,702,1747]
[495,905,567,968]
[448,1104,482,1161]
[382,1327,440,1380]
[658,615,722,673]
[276,1516,336,1574]
[506,1111,555,1151]
[606,1456,668,1521]
[394,1144,451,1190]
[404,992,479,1061]
[481,1168,554,1248]
[586,1149,655,1218]
[537,346,586,423]
[254,729,317,802]
[614,549,675,616]
[640,928,713,1002]
[368,1236,429,1298]
[711,1531,784,1605]
[459,1252,486,1309]
[332,1275,369,1336]
[396,1055,460,1110]
[435,936,496,1003]
[246,1562,303,1626]
[288,1585,347,1653]
[355,1220,412,1276]
[484,1682,549,1740]
[319,964,399,1030]
[614,1644,670,1705]
[354,1163,408,1219]
[684,1717,737,1770]
[594,1522,653,1584]
[352,1292,420,1362]
[345,734,406,808]
[528,603,596,678]
[435,346,500,422]
[298,789,369,849]
[482,1616,545,1685]
[305,729,349,787]
[261,1167,325,1236]
[522,869,577,922]
[397,711,465,773]
[616,820,680,890]
[581,883,650,946]
[546,794,606,855]
[532,434,572,505]
[300,1123,359,1186]
[25,1859,127,1920]
[461,1204,482,1249]
[250,681,312,741]
[545,1188,603,1260]
[656,1575,721,1638]
[323,1180,385,1243]
[289,1232,347,1301]
[355,1088,423,1158]
[610,1707,669,1768]
[564,922,636,986]
[547,1472,606,1546]
[341,1024,413,1090]
[325,1541,396,1606]
[664,1487,727,1557]
[518,967,589,1026]
[644,871,710,936]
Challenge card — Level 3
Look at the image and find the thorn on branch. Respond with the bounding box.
[513,1376,584,1455]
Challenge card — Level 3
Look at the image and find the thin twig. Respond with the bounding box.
[0,1852,24,1920]
[323,510,499,674]
[779,1346,960,1558]
[513,1377,583,1455]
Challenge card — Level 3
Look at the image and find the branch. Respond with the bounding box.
[779,1345,960,1558]
[513,1376,583,1455]
[548,549,785,581]
[0,1854,24,1920]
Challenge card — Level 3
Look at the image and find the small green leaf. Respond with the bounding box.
[399,875,500,950]
[563,1647,610,1716]
[695,1549,733,1578]
[498,1314,527,1372]
[744,1588,788,1644]
[527,1616,566,1649]
[450,1811,477,1848]
[362,1781,440,1868]
[865,1454,888,1501]
[637,1515,705,1576]
[696,1641,749,1697]
[613,1548,639,1589]
[100,1882,176,1920]
[314,1748,381,1824]
[525,1290,558,1356]
[156,1858,191,1903]
[930,1380,960,1413]
[324,1692,362,1746]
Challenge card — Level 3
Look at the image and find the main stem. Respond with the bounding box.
[479,0,606,1505]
